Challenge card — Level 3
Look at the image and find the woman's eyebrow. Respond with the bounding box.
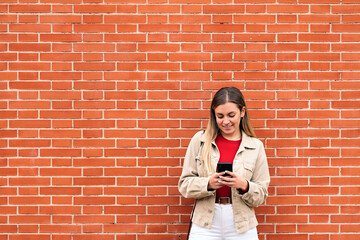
[216,111,235,115]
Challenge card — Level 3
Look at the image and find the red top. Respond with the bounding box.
[215,134,241,198]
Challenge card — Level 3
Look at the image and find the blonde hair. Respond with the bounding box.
[201,87,256,175]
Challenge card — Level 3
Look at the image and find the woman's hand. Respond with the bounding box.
[207,172,226,190]
[219,171,249,192]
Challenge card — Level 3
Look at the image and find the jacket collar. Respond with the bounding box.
[200,130,256,150]
[238,131,256,152]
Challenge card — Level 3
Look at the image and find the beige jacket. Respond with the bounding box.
[178,130,270,234]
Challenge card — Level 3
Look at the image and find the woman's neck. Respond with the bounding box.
[220,131,241,141]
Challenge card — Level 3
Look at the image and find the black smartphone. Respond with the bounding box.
[217,163,232,177]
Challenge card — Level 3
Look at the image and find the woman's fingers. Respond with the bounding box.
[209,170,248,190]
[220,172,244,188]
[208,172,225,190]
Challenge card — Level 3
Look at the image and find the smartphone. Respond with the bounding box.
[217,163,232,177]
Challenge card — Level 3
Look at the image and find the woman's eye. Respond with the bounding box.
[229,115,235,118]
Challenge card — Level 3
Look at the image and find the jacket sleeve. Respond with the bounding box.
[178,132,215,199]
[238,141,270,207]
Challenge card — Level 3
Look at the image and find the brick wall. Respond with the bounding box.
[1,0,360,240]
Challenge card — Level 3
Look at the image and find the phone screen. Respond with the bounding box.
[217,163,232,176]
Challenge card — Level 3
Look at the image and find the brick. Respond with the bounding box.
[139,24,180,32]
[105,35,145,44]
[40,34,82,42]
[266,196,308,205]
[268,43,309,52]
[268,24,309,33]
[332,5,360,13]
[268,62,309,71]
[10,234,49,240]
[74,5,116,13]
[74,197,115,205]
[203,5,244,13]
[298,186,339,195]
[267,139,308,148]
[299,149,340,157]
[236,33,275,42]
[138,5,180,13]
[235,15,275,23]
[9,215,50,224]
[9,62,51,71]
[170,33,211,42]
[266,119,308,128]
[138,177,178,186]
[169,15,210,24]
[39,72,81,80]
[235,53,275,61]
[10,24,51,32]
[298,224,339,233]
[10,197,50,205]
[138,43,180,52]
[0,225,17,233]
[40,225,81,233]
[105,91,146,100]
[138,196,179,205]
[104,224,145,233]
[74,215,115,224]
[299,206,339,214]
[268,5,309,13]
[331,234,360,240]
[300,53,340,61]
[300,33,340,42]
[300,15,340,23]
[331,119,360,128]
[140,62,180,71]
[10,4,51,13]
[10,120,51,128]
[203,24,245,33]
[298,110,339,119]
[104,168,146,176]
[169,53,211,61]
[266,215,307,223]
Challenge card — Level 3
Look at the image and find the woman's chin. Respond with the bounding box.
[221,128,234,135]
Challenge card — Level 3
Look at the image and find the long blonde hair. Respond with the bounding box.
[201,87,256,175]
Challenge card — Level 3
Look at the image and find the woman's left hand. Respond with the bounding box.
[219,171,248,192]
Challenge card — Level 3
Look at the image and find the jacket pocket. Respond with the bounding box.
[243,160,255,180]
[195,156,204,177]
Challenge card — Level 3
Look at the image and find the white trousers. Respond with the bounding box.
[189,203,259,240]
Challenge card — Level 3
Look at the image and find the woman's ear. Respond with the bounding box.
[240,106,246,118]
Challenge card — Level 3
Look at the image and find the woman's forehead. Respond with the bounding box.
[214,102,239,113]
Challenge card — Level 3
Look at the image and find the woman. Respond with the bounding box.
[178,87,270,240]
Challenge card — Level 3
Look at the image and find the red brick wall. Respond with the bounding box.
[1,1,360,240]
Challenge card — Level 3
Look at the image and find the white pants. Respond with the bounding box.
[189,203,259,240]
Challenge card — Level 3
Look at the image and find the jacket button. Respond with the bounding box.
[208,209,212,213]
[204,223,209,226]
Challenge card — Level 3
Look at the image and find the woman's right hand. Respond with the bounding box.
[207,172,225,190]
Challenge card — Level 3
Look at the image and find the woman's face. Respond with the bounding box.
[214,102,245,140]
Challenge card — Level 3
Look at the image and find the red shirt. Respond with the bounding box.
[215,134,241,198]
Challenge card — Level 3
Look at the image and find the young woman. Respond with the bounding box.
[178,87,270,240]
